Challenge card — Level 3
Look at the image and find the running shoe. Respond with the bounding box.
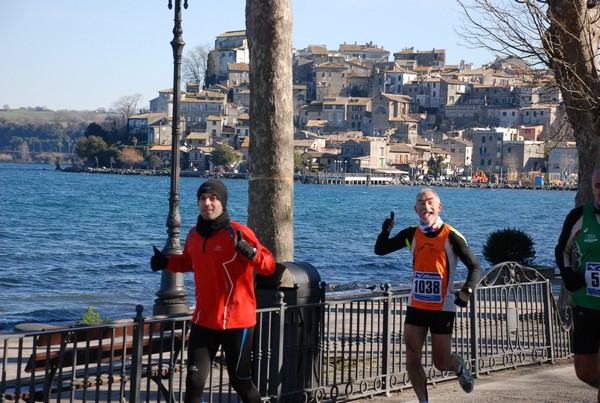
[455,354,474,393]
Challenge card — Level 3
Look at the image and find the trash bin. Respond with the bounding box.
[254,261,324,399]
[255,261,323,308]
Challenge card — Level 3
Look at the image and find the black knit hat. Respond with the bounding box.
[197,179,228,209]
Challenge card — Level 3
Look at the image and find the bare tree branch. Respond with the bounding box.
[182,43,212,88]
[457,0,600,206]
[112,94,142,126]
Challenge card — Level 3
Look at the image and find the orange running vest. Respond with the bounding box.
[409,224,458,312]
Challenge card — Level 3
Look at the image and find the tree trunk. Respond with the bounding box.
[546,0,600,206]
[545,0,600,310]
[246,0,294,262]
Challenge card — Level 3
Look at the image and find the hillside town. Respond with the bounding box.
[131,30,577,186]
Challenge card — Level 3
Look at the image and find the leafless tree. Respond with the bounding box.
[182,43,212,87]
[545,107,575,146]
[458,0,600,206]
[246,0,294,262]
[112,94,142,126]
[18,142,31,162]
[503,152,520,181]
[559,152,576,182]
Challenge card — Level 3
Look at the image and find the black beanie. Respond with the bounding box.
[197,179,228,209]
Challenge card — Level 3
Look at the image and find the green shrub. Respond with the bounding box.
[482,227,536,266]
[75,305,109,325]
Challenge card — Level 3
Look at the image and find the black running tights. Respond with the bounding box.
[184,323,261,403]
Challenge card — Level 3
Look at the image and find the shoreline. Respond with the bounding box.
[59,165,578,191]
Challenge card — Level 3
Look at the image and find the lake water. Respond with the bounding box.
[0,163,576,331]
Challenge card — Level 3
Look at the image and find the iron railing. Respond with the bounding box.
[0,262,572,402]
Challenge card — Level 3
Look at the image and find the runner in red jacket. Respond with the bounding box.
[151,179,276,403]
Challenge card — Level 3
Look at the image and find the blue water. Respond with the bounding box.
[0,163,576,331]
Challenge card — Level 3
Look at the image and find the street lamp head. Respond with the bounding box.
[168,0,188,9]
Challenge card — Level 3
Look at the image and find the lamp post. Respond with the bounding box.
[153,0,189,316]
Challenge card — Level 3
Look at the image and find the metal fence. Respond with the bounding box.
[0,262,572,403]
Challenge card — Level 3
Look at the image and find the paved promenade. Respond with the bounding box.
[371,359,598,403]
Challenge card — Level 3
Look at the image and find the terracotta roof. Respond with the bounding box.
[306,120,328,127]
[376,93,412,103]
[390,143,418,153]
[216,30,246,38]
[307,45,329,55]
[322,97,348,105]
[339,44,388,53]
[185,132,210,140]
[314,62,347,70]
[227,62,249,71]
[389,114,419,123]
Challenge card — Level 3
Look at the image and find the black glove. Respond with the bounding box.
[561,268,586,292]
[454,285,473,308]
[151,246,169,271]
[235,230,257,261]
[382,211,395,234]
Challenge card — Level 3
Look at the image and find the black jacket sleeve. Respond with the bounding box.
[554,206,583,271]
[375,226,416,256]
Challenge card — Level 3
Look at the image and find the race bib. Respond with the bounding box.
[585,262,600,297]
[413,272,443,303]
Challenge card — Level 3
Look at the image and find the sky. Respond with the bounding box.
[0,0,493,112]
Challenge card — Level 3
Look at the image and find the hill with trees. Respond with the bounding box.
[0,108,133,167]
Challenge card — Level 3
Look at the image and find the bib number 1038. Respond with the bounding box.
[414,272,443,303]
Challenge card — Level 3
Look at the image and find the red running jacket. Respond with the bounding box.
[165,220,276,330]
